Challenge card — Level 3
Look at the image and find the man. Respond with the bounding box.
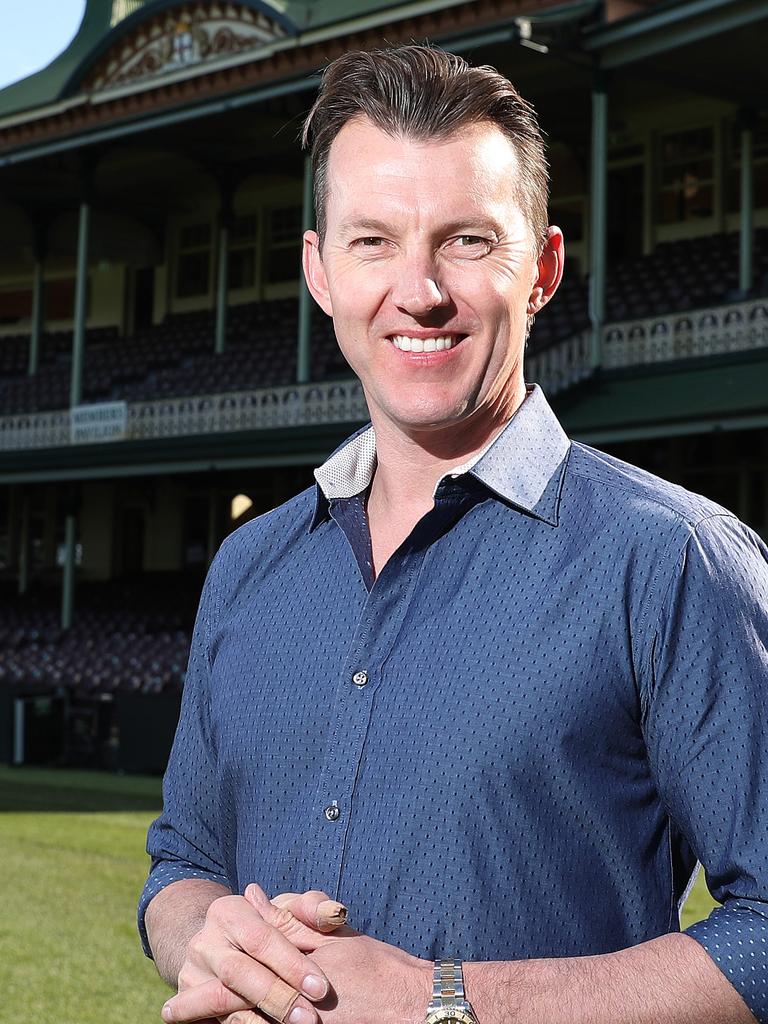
[141,45,768,1024]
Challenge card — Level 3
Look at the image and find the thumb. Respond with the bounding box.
[272,889,349,933]
[243,884,350,944]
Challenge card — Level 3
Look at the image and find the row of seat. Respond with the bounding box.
[0,585,194,696]
[0,229,766,413]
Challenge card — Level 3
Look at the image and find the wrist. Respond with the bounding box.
[407,956,434,1024]
[464,960,525,1024]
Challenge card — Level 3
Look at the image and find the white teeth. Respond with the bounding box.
[390,334,459,352]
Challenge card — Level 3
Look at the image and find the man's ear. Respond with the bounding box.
[527,225,565,316]
[302,230,333,317]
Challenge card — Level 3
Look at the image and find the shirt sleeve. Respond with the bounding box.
[643,513,768,1022]
[137,561,231,958]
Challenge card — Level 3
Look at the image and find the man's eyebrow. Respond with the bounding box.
[337,217,504,236]
[338,217,395,235]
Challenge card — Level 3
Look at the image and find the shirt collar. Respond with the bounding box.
[311,384,571,530]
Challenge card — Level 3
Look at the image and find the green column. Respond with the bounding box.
[214,219,229,355]
[297,155,313,384]
[588,83,608,370]
[28,260,44,376]
[207,487,219,566]
[18,491,30,596]
[70,201,90,408]
[739,121,754,295]
[61,513,76,631]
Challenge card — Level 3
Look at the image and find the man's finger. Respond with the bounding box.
[205,898,330,999]
[163,979,250,1022]
[162,962,318,1024]
[245,884,347,937]
[221,1012,269,1024]
[269,890,348,933]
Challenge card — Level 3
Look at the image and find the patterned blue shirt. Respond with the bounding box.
[140,385,768,1022]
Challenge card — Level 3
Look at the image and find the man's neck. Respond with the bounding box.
[367,384,528,523]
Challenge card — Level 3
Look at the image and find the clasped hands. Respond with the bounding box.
[160,883,432,1024]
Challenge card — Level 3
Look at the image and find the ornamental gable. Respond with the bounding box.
[86,2,289,93]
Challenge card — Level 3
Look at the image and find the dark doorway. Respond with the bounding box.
[607,164,644,263]
[133,266,155,331]
[117,507,145,576]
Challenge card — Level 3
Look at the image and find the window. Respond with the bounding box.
[176,222,211,298]
[265,206,302,283]
[228,214,258,290]
[657,128,714,224]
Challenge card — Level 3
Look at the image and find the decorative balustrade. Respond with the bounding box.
[0,297,766,451]
[526,296,768,394]
[0,379,368,451]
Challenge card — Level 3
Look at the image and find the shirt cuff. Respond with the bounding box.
[686,901,768,1023]
[137,860,231,958]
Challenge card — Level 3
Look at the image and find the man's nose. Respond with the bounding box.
[390,251,450,315]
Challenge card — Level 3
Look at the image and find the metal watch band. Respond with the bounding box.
[432,959,466,1007]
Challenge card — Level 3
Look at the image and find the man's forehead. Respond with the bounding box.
[326,116,520,179]
[325,117,522,215]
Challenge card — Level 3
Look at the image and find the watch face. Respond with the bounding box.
[426,1010,476,1024]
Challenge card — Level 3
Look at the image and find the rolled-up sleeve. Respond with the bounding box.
[137,563,230,957]
[643,514,768,1022]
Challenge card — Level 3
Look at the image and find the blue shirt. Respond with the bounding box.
[140,385,768,1022]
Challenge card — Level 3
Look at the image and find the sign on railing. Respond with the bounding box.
[71,401,128,444]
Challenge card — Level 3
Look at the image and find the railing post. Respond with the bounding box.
[70,200,90,408]
[589,75,608,370]
[739,112,755,295]
[297,155,313,384]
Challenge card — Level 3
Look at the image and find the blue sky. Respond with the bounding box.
[0,1,86,92]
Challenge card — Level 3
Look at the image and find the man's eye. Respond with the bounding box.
[455,235,488,247]
[355,237,384,247]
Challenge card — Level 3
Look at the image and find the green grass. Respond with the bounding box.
[0,766,169,1024]
[0,766,718,1024]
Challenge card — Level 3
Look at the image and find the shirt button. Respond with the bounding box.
[324,801,340,821]
[352,670,368,688]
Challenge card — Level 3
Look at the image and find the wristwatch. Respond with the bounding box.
[425,959,479,1024]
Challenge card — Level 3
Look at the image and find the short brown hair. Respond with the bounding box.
[301,44,549,253]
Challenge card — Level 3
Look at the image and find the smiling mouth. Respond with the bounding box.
[388,334,467,352]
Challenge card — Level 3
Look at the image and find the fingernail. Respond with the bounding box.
[302,973,328,999]
[316,899,348,929]
[161,1004,174,1023]
[289,1008,315,1024]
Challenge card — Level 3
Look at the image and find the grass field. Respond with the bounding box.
[0,766,718,1024]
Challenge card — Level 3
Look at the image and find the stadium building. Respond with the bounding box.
[0,0,766,771]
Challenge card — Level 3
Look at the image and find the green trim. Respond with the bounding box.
[0,421,364,484]
[0,73,320,168]
[555,348,768,439]
[573,412,768,445]
[583,0,768,68]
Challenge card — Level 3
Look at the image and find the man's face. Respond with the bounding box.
[303,116,562,437]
